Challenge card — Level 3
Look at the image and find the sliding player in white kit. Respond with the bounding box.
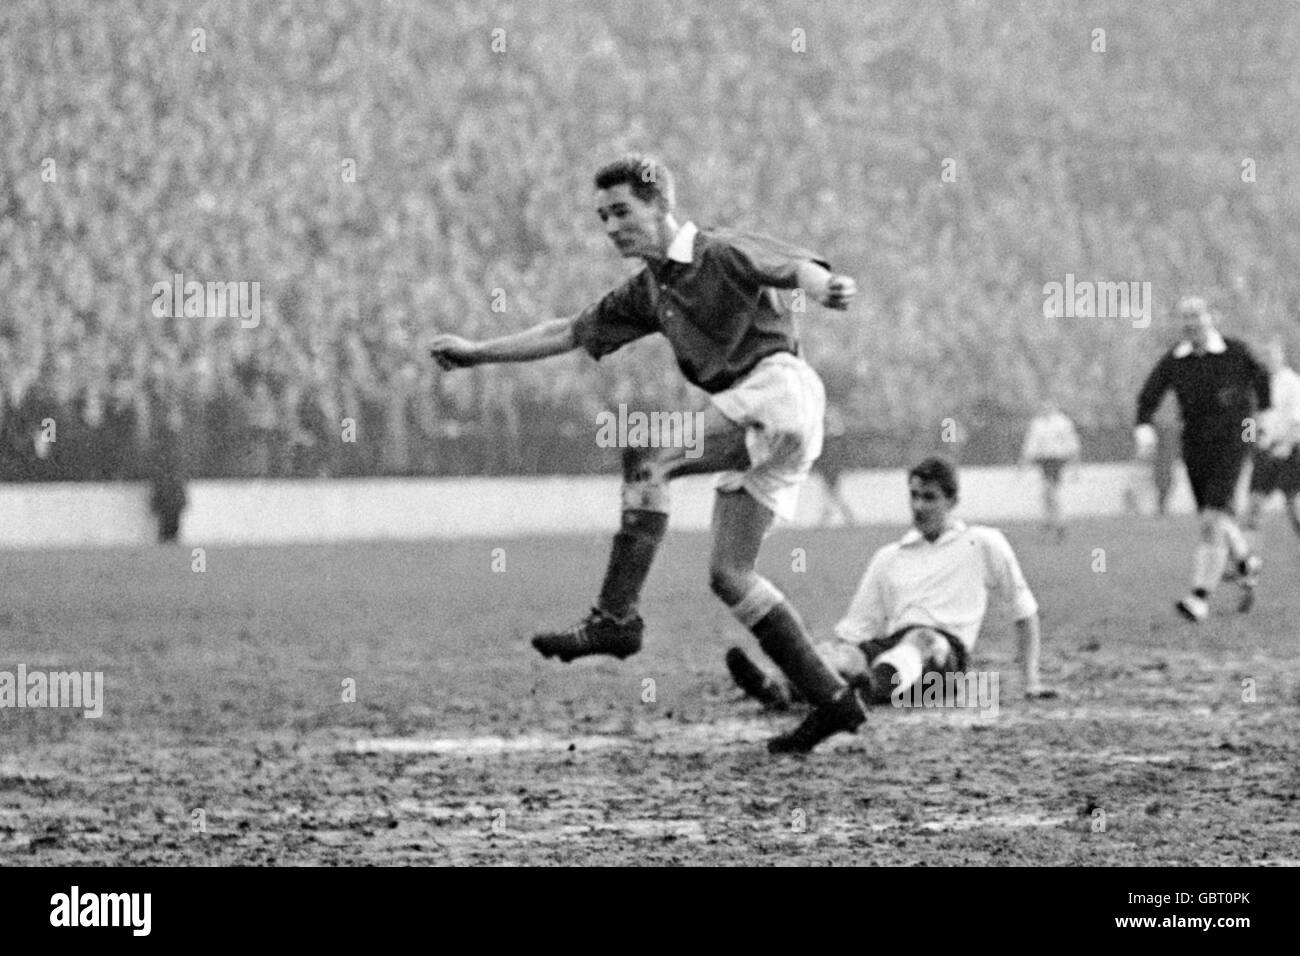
[726,456,1057,710]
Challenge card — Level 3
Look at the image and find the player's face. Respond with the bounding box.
[595,184,667,260]
[1180,309,1212,348]
[909,477,955,538]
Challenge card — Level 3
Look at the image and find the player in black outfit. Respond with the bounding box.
[1135,297,1270,621]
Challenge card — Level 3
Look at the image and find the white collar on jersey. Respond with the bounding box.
[900,518,968,547]
[1172,329,1227,358]
[666,221,698,263]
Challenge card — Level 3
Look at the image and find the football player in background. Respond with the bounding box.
[726,456,1056,711]
[1134,297,1270,621]
[1242,338,1300,559]
[1019,397,1081,540]
[430,154,866,753]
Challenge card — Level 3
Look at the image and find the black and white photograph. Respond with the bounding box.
[0,0,1296,902]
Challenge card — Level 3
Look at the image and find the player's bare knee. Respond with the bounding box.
[620,469,670,513]
[709,564,754,605]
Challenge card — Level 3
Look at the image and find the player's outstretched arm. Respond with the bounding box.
[1134,355,1172,433]
[1015,613,1057,699]
[430,317,579,370]
[795,261,856,310]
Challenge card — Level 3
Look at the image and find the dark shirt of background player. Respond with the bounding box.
[570,227,824,394]
[1136,329,1270,448]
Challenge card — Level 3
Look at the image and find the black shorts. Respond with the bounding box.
[1182,439,1251,511]
[1035,458,1066,483]
[860,624,970,674]
[1249,446,1300,496]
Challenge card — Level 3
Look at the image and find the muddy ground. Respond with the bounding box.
[2,516,1298,865]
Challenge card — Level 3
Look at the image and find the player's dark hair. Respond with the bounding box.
[909,456,959,500]
[594,154,675,209]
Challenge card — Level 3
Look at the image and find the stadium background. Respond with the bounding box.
[2,0,1297,485]
[1,0,1298,873]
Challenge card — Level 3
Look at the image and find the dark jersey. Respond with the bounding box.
[1136,337,1270,445]
[571,226,828,394]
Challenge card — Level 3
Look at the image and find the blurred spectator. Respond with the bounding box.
[0,1,1293,483]
[1019,398,1082,540]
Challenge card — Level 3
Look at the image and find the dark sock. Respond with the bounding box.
[868,662,899,705]
[596,509,667,620]
[750,601,847,706]
[1193,588,1209,600]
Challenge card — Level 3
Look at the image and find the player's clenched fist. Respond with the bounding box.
[429,333,480,370]
[819,274,856,310]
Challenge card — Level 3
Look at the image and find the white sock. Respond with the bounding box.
[873,642,924,698]
[1221,519,1249,562]
[1191,542,1228,593]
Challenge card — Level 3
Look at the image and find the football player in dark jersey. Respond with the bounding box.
[1135,297,1270,621]
[431,155,863,753]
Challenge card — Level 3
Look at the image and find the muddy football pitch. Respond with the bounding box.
[2,515,1297,865]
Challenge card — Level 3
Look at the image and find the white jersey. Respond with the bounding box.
[1268,366,1300,446]
[1020,412,1081,462]
[834,520,1038,652]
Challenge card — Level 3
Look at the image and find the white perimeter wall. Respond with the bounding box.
[0,462,1212,549]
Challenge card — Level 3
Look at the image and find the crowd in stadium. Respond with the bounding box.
[1,0,1293,481]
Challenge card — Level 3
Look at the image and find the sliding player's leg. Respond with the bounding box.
[865,627,966,703]
[730,626,974,713]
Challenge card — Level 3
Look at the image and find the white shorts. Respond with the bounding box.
[711,352,825,521]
